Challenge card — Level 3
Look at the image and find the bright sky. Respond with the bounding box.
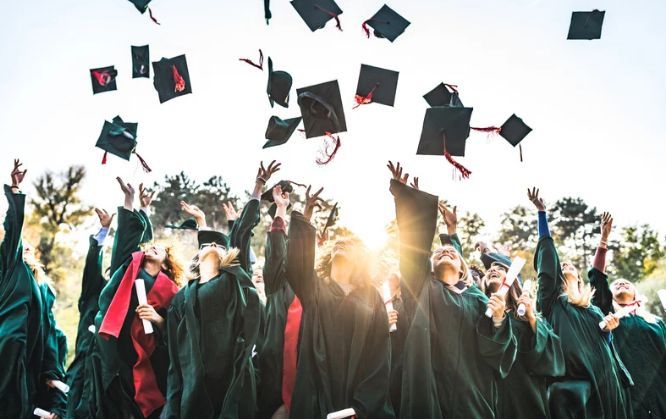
[1,0,665,250]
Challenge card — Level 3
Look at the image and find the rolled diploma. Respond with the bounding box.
[658,289,666,312]
[598,304,635,330]
[34,408,52,418]
[517,279,534,316]
[50,379,70,394]
[485,257,526,318]
[382,281,397,332]
[135,279,154,334]
[327,408,356,419]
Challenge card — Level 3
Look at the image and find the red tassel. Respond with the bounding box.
[172,65,186,93]
[238,49,264,70]
[471,126,501,134]
[148,8,161,25]
[91,71,110,86]
[134,152,152,173]
[352,83,379,109]
[316,132,341,165]
[444,83,459,93]
[444,151,472,179]
[362,20,371,38]
[101,151,108,165]
[519,144,523,162]
[314,5,342,31]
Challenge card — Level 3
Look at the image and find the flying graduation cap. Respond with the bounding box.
[291,0,343,32]
[132,45,150,78]
[469,114,532,161]
[423,83,464,108]
[362,4,410,42]
[267,57,293,108]
[567,10,605,40]
[417,107,474,178]
[354,64,399,108]
[264,116,302,148]
[152,55,192,103]
[127,0,160,24]
[90,66,118,94]
[95,116,151,172]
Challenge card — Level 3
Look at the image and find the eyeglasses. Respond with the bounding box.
[199,242,226,250]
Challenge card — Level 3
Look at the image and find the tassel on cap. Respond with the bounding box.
[316,132,341,165]
[315,5,342,31]
[148,8,160,25]
[172,65,186,93]
[238,49,264,70]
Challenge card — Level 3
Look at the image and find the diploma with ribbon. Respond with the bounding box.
[484,256,526,318]
[327,408,356,419]
[135,279,154,334]
[382,281,397,332]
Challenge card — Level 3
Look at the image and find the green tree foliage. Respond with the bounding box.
[458,211,485,256]
[551,197,598,267]
[609,225,664,282]
[497,205,537,251]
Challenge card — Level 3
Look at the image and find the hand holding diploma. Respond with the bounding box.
[485,257,525,318]
[517,279,533,317]
[382,281,397,332]
[47,379,70,394]
[135,279,165,333]
[34,407,58,419]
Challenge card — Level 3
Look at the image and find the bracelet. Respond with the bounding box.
[256,176,267,185]
[599,240,608,248]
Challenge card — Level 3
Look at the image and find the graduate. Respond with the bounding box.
[589,212,666,419]
[387,161,517,419]
[528,187,633,419]
[91,178,183,419]
[256,183,303,419]
[285,184,394,418]
[164,161,278,418]
[66,208,114,418]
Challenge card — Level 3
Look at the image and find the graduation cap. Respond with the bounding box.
[90,66,117,94]
[132,45,150,78]
[128,0,151,13]
[423,83,464,108]
[267,57,293,108]
[291,0,343,32]
[264,116,302,148]
[261,180,295,218]
[152,55,192,103]
[95,116,151,172]
[354,64,399,108]
[499,114,532,147]
[264,0,272,24]
[297,80,347,138]
[567,10,605,40]
[165,219,198,230]
[197,230,230,249]
[362,4,410,42]
[417,107,473,178]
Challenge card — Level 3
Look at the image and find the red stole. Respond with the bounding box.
[281,295,303,412]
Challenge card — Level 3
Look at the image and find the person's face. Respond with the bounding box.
[144,245,167,263]
[611,279,636,301]
[483,263,508,294]
[561,261,579,278]
[197,243,225,261]
[432,245,462,276]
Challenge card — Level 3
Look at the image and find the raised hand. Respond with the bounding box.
[10,159,27,188]
[272,184,290,208]
[304,185,324,221]
[116,177,135,211]
[181,201,206,228]
[527,187,546,212]
[222,201,238,222]
[387,161,409,184]
[475,241,489,254]
[487,293,507,324]
[139,183,156,209]
[600,212,613,244]
[409,177,420,190]
[94,208,115,228]
[256,160,282,184]
[438,202,457,234]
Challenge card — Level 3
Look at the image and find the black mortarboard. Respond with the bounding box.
[128,0,151,13]
[417,107,473,157]
[423,83,464,108]
[132,45,150,78]
[90,66,118,94]
[197,230,230,248]
[291,0,343,32]
[499,114,532,147]
[165,219,198,230]
[152,55,192,103]
[567,10,605,40]
[297,80,347,138]
[264,116,302,148]
[95,116,138,161]
[355,64,399,107]
[363,4,410,42]
[267,57,293,108]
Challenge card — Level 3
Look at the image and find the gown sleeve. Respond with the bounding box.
[263,217,288,296]
[164,302,183,419]
[108,207,146,275]
[439,233,463,256]
[40,285,67,417]
[229,199,261,272]
[534,212,563,318]
[520,317,566,377]
[285,211,317,307]
[79,236,105,315]
[476,311,517,379]
[0,185,26,282]
[137,208,154,244]
[588,247,614,315]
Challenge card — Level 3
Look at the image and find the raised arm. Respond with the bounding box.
[263,185,289,295]
[109,178,146,275]
[0,159,27,280]
[78,208,113,315]
[589,212,614,314]
[388,162,438,304]
[438,203,463,256]
[137,183,156,244]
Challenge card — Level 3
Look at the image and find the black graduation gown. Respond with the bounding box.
[535,236,632,419]
[285,211,395,419]
[164,199,262,419]
[66,235,106,418]
[0,185,45,418]
[391,180,517,419]
[590,268,666,419]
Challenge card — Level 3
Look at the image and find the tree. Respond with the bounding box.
[30,166,92,279]
[551,197,598,267]
[497,205,537,252]
[609,225,664,282]
[457,211,485,256]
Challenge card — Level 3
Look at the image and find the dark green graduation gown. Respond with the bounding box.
[91,207,170,419]
[391,180,517,419]
[285,211,394,419]
[535,236,632,419]
[66,235,106,418]
[0,185,46,418]
[164,199,262,419]
[590,268,666,419]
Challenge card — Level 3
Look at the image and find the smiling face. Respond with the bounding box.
[144,244,167,264]
[482,263,508,294]
[611,279,636,303]
[431,245,462,278]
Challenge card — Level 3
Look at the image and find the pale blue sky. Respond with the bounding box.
[1,0,665,248]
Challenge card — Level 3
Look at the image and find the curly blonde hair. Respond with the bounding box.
[315,237,372,288]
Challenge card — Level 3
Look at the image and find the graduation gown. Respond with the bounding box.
[285,211,394,419]
[164,199,262,419]
[535,236,632,419]
[590,268,666,418]
[0,185,46,418]
[91,207,175,419]
[66,235,106,418]
[256,219,303,419]
[391,180,517,419]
